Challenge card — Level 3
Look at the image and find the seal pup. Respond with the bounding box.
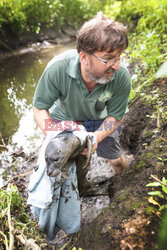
[45,131,92,178]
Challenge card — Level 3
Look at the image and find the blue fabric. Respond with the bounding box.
[30,164,80,240]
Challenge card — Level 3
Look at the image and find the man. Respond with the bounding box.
[33,12,131,175]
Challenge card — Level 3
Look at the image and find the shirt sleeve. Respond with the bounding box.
[33,67,60,110]
[106,68,131,120]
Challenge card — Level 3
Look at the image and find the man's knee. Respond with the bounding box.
[108,155,127,175]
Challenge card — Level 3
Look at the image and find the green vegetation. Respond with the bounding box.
[157,210,167,250]
[146,176,167,211]
[0,0,106,35]
[105,0,167,107]
[0,184,46,249]
[117,0,167,73]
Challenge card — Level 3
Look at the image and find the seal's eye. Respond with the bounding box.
[61,136,67,141]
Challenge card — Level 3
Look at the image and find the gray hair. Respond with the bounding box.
[77,12,128,53]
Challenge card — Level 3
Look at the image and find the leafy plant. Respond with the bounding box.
[157,209,167,250]
[146,177,167,211]
[155,61,167,79]
[0,184,46,249]
[0,0,106,36]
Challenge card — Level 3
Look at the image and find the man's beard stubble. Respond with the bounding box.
[86,67,115,85]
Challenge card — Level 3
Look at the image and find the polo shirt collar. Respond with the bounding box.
[66,52,80,80]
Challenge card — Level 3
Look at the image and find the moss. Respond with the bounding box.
[115,190,129,203]
[94,228,100,243]
[80,226,101,245]
[121,200,142,216]
[144,146,167,163]
[145,205,157,215]
[109,202,117,208]
[134,136,167,172]
[132,201,142,209]
[102,204,113,213]
[143,130,154,138]
[81,227,92,242]
[124,200,141,211]
[110,229,115,235]
[135,160,145,172]
[145,152,155,160]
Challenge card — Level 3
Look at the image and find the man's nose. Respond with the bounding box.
[111,60,120,71]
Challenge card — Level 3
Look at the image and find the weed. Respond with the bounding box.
[0,184,46,249]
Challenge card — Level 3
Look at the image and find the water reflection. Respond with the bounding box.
[0,42,76,186]
[12,109,44,154]
[7,81,32,116]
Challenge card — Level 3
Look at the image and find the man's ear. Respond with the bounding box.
[79,51,89,65]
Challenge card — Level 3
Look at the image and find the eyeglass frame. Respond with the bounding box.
[88,52,126,66]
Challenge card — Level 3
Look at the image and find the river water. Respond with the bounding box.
[0,42,76,186]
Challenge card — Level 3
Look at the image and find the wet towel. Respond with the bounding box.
[30,162,80,240]
[27,122,96,240]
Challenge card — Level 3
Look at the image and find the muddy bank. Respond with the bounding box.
[67,79,167,249]
[0,24,77,60]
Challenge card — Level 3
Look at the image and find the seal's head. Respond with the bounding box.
[45,132,81,177]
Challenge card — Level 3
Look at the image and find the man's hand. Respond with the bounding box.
[81,116,124,157]
[81,133,99,157]
[33,107,51,135]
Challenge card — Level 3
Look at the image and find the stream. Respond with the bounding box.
[0,42,76,185]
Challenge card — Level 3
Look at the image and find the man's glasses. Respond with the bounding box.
[89,52,126,66]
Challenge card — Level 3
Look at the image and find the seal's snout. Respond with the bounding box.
[46,163,60,177]
[52,157,60,163]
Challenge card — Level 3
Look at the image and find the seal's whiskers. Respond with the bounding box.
[60,171,68,179]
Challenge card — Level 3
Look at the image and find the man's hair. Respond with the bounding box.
[77,12,128,54]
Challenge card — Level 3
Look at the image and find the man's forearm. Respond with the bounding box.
[33,107,51,135]
[94,116,122,145]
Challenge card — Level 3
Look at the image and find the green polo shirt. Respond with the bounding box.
[34,49,131,121]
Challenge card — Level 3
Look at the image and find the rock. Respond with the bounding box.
[87,153,116,184]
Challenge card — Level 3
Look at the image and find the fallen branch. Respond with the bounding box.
[0,231,9,250]
[1,169,33,188]
[0,131,8,150]
[7,188,14,250]
[60,239,71,250]
[0,40,14,53]
[16,234,41,250]
[160,137,167,143]
[0,145,8,149]
[151,175,167,187]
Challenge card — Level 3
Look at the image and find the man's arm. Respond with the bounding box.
[33,107,52,135]
[93,116,123,150]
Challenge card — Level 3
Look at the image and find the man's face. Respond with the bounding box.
[85,49,122,84]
